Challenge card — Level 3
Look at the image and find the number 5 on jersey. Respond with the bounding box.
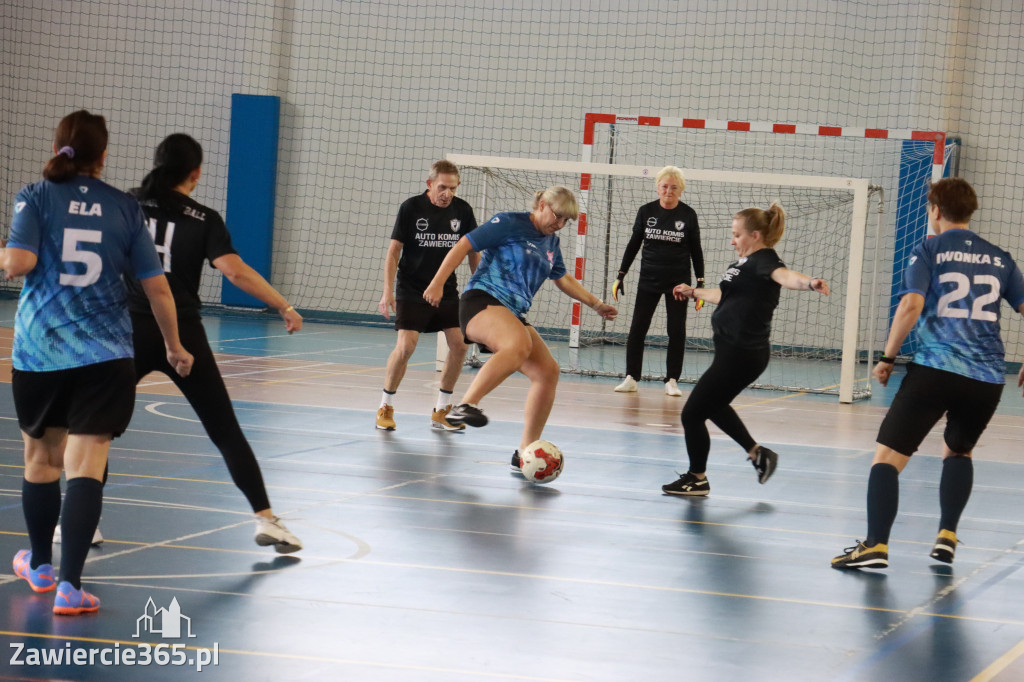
[60,228,103,287]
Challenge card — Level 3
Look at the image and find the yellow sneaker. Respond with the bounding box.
[376,405,396,430]
[831,540,888,569]
[930,529,957,564]
[431,405,465,431]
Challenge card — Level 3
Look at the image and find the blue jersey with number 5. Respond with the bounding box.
[901,228,1024,383]
[8,177,164,371]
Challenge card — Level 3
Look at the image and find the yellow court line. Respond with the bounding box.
[972,639,1024,682]
[0,630,571,681]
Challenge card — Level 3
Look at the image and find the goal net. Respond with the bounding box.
[448,154,877,402]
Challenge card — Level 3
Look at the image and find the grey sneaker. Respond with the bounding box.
[255,516,303,554]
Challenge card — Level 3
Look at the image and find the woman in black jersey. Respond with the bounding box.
[124,134,303,552]
[613,166,704,397]
[661,202,829,496]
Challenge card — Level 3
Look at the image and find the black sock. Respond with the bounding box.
[22,479,62,568]
[58,477,104,590]
[939,456,973,533]
[865,463,900,545]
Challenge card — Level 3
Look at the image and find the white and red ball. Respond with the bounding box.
[520,440,564,484]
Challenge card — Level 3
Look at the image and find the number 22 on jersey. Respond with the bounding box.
[936,272,1000,322]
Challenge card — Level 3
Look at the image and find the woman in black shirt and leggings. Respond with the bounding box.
[613,166,704,396]
[662,202,830,496]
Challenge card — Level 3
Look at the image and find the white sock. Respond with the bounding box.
[436,389,453,412]
[381,390,395,408]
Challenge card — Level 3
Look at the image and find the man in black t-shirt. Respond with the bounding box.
[377,160,479,431]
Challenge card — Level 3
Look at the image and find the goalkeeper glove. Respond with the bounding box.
[612,271,626,301]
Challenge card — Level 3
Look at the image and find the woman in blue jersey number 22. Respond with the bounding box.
[423,186,618,472]
[4,110,193,616]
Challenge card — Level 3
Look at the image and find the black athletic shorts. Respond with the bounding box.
[459,289,528,344]
[395,296,460,333]
[12,358,136,439]
[876,362,1003,456]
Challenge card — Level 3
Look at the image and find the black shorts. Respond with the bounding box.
[459,289,527,344]
[395,296,460,333]
[12,358,136,439]
[876,363,1003,456]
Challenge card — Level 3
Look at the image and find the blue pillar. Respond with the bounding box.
[891,138,959,355]
[223,94,280,307]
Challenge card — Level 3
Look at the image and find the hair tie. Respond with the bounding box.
[57,146,75,159]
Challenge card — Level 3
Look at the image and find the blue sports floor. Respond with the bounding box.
[2,303,1024,681]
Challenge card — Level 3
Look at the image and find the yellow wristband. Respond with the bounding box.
[282,305,295,313]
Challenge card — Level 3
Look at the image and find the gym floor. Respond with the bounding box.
[1,302,1023,681]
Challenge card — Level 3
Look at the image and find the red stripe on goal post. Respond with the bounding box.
[773,124,797,134]
[819,126,842,136]
[577,212,588,235]
[571,301,582,326]
[583,113,617,145]
[682,119,705,129]
[574,257,585,280]
[727,121,751,131]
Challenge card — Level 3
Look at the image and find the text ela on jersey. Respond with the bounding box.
[69,201,102,217]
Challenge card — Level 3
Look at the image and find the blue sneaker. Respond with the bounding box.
[53,581,100,616]
[13,550,56,593]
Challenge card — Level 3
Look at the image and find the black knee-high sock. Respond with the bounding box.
[866,463,900,545]
[939,456,973,533]
[58,478,103,590]
[22,479,62,568]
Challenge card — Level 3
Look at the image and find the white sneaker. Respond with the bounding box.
[52,525,104,546]
[254,515,303,554]
[614,375,639,392]
[665,378,683,397]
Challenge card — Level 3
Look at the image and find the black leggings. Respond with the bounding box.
[132,313,271,512]
[680,338,769,474]
[625,288,688,380]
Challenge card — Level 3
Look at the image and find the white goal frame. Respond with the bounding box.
[444,153,870,403]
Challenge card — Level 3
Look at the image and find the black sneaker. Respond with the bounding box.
[751,446,778,484]
[930,529,957,564]
[661,472,710,496]
[510,450,524,475]
[446,403,488,428]
[831,540,889,569]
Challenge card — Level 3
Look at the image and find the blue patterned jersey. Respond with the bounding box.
[8,177,164,371]
[464,212,567,318]
[902,228,1024,383]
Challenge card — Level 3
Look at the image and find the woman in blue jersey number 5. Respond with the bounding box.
[423,185,618,471]
[3,110,193,616]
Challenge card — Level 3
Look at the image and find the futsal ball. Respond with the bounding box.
[520,440,564,484]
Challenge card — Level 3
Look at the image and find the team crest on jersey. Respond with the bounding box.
[646,217,658,228]
[450,219,461,233]
[79,186,88,194]
[909,255,917,265]
[674,221,684,231]
[546,250,554,264]
[416,218,429,231]
[15,201,26,213]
